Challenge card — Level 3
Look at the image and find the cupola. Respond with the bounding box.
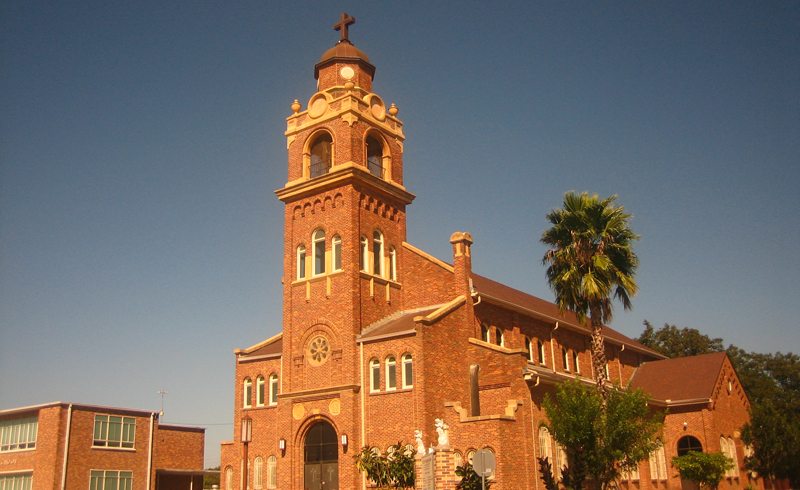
[314,13,376,92]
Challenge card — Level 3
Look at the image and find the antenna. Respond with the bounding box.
[157,388,168,417]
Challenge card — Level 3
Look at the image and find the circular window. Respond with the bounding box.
[307,335,331,366]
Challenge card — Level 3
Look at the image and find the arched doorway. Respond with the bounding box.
[304,421,339,489]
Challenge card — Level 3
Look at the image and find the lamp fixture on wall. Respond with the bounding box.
[279,438,286,456]
[341,433,348,452]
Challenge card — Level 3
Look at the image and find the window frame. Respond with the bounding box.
[0,416,38,452]
[525,337,534,362]
[256,376,265,407]
[332,235,342,272]
[481,323,490,343]
[269,374,279,406]
[389,247,397,281]
[386,356,397,391]
[243,378,253,409]
[309,133,333,178]
[370,359,380,393]
[92,415,135,449]
[573,351,580,374]
[372,230,384,277]
[366,135,384,178]
[494,327,504,347]
[89,470,133,490]
[538,340,546,365]
[401,353,413,389]
[360,236,369,272]
[562,347,570,372]
[253,456,263,490]
[296,245,306,279]
[266,455,277,489]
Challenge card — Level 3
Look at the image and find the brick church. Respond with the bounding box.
[220,14,758,490]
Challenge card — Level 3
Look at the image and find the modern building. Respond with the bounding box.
[0,402,205,490]
[219,14,759,490]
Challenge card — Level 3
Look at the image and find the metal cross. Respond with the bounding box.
[333,12,355,43]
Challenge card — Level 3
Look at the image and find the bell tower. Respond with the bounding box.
[275,13,414,397]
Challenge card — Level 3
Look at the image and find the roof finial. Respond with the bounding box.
[333,12,356,44]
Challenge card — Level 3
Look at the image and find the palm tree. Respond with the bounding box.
[541,192,639,406]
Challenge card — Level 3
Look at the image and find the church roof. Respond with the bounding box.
[471,273,664,358]
[357,305,442,343]
[628,351,727,404]
[237,333,283,358]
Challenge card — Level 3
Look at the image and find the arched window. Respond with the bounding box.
[555,443,567,479]
[256,376,265,406]
[269,374,278,406]
[370,359,380,392]
[402,354,413,388]
[453,451,463,471]
[243,378,252,408]
[372,230,384,276]
[562,348,570,372]
[386,356,397,391]
[677,436,702,456]
[366,135,383,178]
[538,426,553,464]
[312,230,325,275]
[573,351,580,374]
[266,455,277,489]
[538,340,546,365]
[525,337,534,362]
[296,245,306,279]
[225,467,233,490]
[253,456,263,489]
[389,247,397,281]
[648,442,667,480]
[481,323,490,342]
[466,449,476,465]
[360,236,369,272]
[725,437,739,477]
[309,133,332,178]
[494,327,503,347]
[332,235,342,271]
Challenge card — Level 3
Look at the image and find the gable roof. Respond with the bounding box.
[471,273,664,358]
[236,333,283,358]
[357,305,441,343]
[628,351,727,404]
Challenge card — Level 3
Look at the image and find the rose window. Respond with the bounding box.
[307,335,330,366]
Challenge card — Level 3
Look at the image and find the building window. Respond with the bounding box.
[389,247,397,281]
[267,456,277,489]
[361,236,369,271]
[648,442,667,480]
[0,473,32,490]
[538,340,546,365]
[481,323,490,343]
[677,435,702,456]
[366,135,383,178]
[622,462,640,481]
[92,415,135,449]
[253,456,263,489]
[296,245,306,279]
[309,133,332,178]
[243,378,253,408]
[562,348,570,372]
[494,327,503,347]
[269,374,279,406]
[372,231,384,276]
[332,235,342,271]
[555,443,567,479]
[525,337,534,362]
[0,416,37,452]
[386,356,397,391]
[402,354,413,388]
[573,351,580,374]
[370,359,380,392]
[538,426,553,465]
[89,470,133,490]
[312,229,326,275]
[722,437,739,477]
[604,363,610,379]
[256,376,265,407]
[225,467,233,490]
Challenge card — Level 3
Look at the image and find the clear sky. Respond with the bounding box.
[2,1,798,468]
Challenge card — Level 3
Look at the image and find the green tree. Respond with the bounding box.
[637,320,724,358]
[354,443,415,489]
[203,466,220,488]
[671,451,732,490]
[541,192,639,405]
[542,381,661,490]
[455,463,493,490]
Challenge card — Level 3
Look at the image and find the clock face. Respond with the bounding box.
[339,66,355,80]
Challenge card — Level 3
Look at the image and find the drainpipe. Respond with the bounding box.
[360,342,367,490]
[60,404,73,490]
[146,412,155,490]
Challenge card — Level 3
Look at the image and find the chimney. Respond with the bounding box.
[450,231,476,329]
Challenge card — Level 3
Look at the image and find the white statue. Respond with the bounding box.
[435,418,450,448]
[415,429,425,455]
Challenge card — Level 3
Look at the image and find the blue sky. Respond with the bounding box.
[2,1,798,467]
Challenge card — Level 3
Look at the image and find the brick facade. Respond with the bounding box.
[0,402,204,490]
[219,19,762,490]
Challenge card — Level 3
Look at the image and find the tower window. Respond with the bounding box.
[389,247,397,281]
[373,230,384,276]
[312,229,326,276]
[309,133,332,178]
[366,136,383,178]
[332,235,342,271]
[360,236,369,272]
[296,245,306,279]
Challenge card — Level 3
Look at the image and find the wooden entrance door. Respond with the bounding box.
[304,422,339,490]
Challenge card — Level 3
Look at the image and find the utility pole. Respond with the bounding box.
[157,388,168,417]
